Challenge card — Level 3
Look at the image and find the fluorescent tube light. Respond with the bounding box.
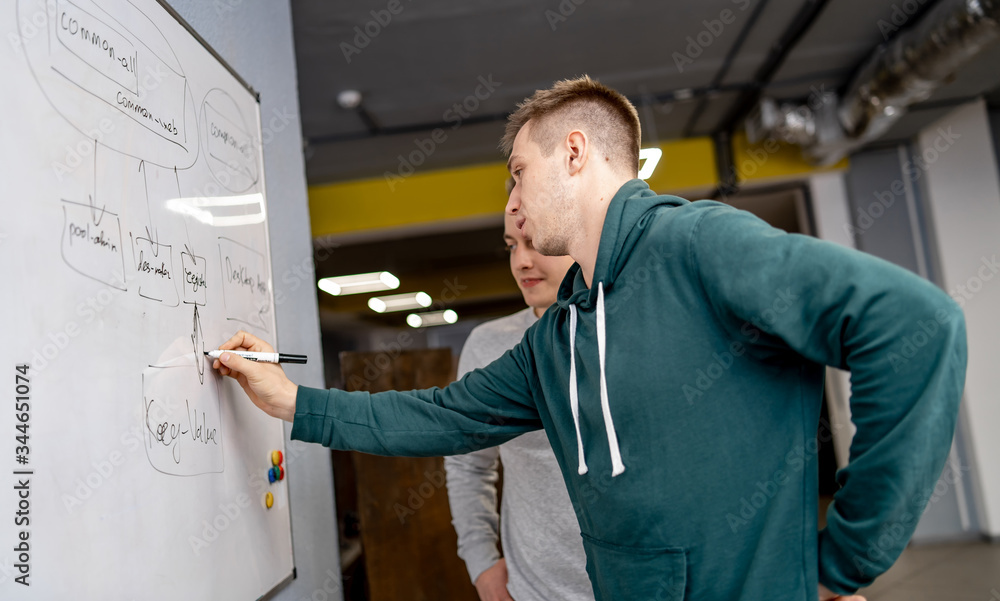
[406,309,458,328]
[318,271,400,296]
[368,291,432,313]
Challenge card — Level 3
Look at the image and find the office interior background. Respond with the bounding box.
[164,0,1000,599]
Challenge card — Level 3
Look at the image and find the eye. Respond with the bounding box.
[513,168,522,179]
[505,243,517,253]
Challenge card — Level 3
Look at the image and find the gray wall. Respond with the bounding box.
[166,1,342,598]
[918,100,1000,538]
[844,144,979,542]
[991,108,1000,176]
[844,146,925,276]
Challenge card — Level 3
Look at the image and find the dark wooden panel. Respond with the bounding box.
[340,349,478,601]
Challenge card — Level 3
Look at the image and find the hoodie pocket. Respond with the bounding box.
[581,533,687,601]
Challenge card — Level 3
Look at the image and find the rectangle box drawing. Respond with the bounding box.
[218,236,271,332]
[131,233,178,305]
[181,251,207,305]
[61,198,127,290]
[55,0,138,94]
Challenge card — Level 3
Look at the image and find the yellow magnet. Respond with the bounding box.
[265,492,274,509]
[271,450,283,466]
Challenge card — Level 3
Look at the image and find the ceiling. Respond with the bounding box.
[289,0,1000,328]
[292,0,1000,184]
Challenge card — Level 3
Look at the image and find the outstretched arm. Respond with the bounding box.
[212,331,544,457]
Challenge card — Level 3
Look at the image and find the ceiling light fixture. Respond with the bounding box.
[406,309,458,328]
[337,89,363,109]
[318,271,399,296]
[368,291,432,313]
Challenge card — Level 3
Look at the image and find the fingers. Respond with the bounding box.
[218,330,255,351]
[217,330,275,353]
[217,332,244,352]
[212,331,277,378]
[818,583,867,601]
[217,350,259,382]
[213,357,232,377]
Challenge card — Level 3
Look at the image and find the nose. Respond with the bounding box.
[512,242,533,270]
[505,183,520,215]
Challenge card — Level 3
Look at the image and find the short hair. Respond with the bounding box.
[501,75,641,177]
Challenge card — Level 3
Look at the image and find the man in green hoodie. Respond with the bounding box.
[212,76,966,601]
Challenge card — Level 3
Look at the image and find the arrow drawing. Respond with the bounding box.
[192,305,205,385]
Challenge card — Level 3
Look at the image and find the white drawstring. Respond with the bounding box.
[567,283,626,478]
[568,304,588,475]
[596,283,626,476]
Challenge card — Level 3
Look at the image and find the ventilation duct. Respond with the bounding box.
[747,0,1000,165]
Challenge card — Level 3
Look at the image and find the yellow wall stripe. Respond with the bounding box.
[309,163,510,239]
[731,131,849,183]
[308,135,845,239]
[643,137,718,194]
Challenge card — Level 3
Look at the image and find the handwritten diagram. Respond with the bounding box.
[202,88,259,193]
[60,196,127,290]
[15,0,270,475]
[191,305,205,384]
[4,0,293,598]
[142,367,224,476]
[219,236,272,333]
[29,0,197,167]
[181,250,207,306]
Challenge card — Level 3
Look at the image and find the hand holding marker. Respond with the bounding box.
[205,350,307,364]
[210,331,301,422]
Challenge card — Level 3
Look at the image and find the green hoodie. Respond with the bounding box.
[292,179,966,600]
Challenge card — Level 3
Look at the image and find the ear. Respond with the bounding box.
[565,130,588,176]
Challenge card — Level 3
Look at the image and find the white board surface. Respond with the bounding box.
[0,0,294,598]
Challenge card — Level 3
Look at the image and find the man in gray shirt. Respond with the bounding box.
[445,192,593,601]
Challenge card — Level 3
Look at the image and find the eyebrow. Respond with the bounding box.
[503,235,515,243]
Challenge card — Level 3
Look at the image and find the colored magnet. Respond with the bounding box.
[276,465,285,481]
[268,467,277,483]
[265,492,274,509]
[271,450,283,466]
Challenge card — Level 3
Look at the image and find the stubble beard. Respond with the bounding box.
[535,229,571,256]
[534,174,577,257]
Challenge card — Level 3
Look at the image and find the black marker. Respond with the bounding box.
[205,350,307,364]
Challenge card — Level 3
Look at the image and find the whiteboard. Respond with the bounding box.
[0,0,295,598]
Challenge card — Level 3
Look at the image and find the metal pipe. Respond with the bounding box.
[747,0,1000,165]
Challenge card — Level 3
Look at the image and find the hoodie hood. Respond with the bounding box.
[556,179,688,478]
[556,179,688,311]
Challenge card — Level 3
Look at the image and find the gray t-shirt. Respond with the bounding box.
[444,308,594,601]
